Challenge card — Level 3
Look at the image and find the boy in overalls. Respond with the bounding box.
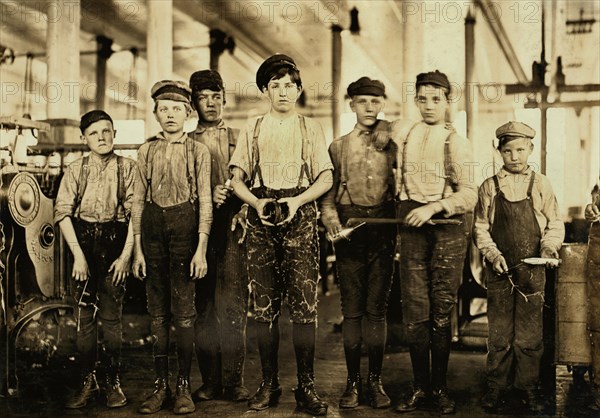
[229,54,333,416]
[320,77,396,410]
[55,110,135,409]
[131,80,213,415]
[474,121,564,413]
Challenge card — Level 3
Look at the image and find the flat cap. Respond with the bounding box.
[416,70,451,91]
[347,77,386,97]
[80,110,113,134]
[256,54,298,91]
[190,70,224,93]
[495,121,536,139]
[151,80,191,104]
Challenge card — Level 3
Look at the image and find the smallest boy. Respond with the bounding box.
[474,121,564,413]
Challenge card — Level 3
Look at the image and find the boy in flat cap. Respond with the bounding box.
[393,70,477,415]
[55,110,135,409]
[188,69,250,403]
[474,121,564,413]
[229,54,333,416]
[320,76,396,409]
[131,80,213,415]
[585,180,600,410]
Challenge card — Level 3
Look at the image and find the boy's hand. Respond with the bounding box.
[585,203,600,221]
[541,247,560,268]
[231,206,248,244]
[277,196,301,225]
[324,221,343,241]
[132,251,146,281]
[190,251,207,280]
[405,203,438,227]
[213,184,233,208]
[255,198,276,226]
[109,254,131,286]
[72,254,90,281]
[492,254,508,274]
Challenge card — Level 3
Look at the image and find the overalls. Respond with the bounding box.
[141,137,198,376]
[486,173,545,391]
[245,116,319,324]
[72,155,128,373]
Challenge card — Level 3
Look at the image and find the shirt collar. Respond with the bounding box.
[193,119,225,134]
[497,165,533,178]
[88,151,116,166]
[156,131,188,143]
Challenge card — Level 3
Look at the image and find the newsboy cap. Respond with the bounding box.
[495,121,536,139]
[416,70,451,91]
[347,77,386,98]
[189,70,224,93]
[256,54,298,91]
[151,80,191,104]
[80,110,113,134]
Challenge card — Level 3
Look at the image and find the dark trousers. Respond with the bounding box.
[73,220,127,373]
[142,202,198,377]
[195,202,249,388]
[587,223,600,388]
[486,265,545,390]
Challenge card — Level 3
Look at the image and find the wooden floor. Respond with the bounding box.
[1,284,597,418]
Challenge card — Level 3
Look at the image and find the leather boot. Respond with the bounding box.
[65,371,99,409]
[138,357,171,414]
[104,364,127,408]
[173,376,195,415]
[248,375,282,411]
[366,372,391,409]
[294,374,328,416]
[395,331,431,413]
[339,375,361,409]
[193,352,222,401]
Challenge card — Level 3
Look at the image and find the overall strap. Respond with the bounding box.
[492,175,501,194]
[250,117,264,188]
[399,122,421,199]
[185,136,197,203]
[336,135,354,205]
[297,115,313,188]
[443,126,459,194]
[384,123,397,195]
[527,171,536,198]
[145,139,159,203]
[75,155,90,219]
[114,155,127,221]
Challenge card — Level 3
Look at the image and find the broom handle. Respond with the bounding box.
[346,217,462,226]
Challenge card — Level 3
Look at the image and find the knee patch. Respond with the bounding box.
[174,316,195,329]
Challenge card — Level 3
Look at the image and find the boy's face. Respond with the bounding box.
[193,89,224,123]
[265,74,301,114]
[415,85,448,125]
[82,119,115,156]
[154,99,189,133]
[499,137,533,173]
[350,95,385,130]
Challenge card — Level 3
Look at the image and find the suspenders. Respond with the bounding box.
[492,171,536,197]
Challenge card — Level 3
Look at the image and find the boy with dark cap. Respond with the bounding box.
[474,121,564,413]
[229,54,333,416]
[393,70,477,415]
[55,110,135,409]
[188,69,250,402]
[585,180,600,410]
[320,76,396,410]
[131,80,213,415]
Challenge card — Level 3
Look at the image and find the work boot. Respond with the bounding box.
[104,365,127,408]
[395,387,428,413]
[223,385,250,402]
[433,388,456,415]
[248,376,282,410]
[481,387,503,410]
[294,374,328,416]
[173,376,195,415]
[339,375,361,409]
[65,371,99,409]
[138,378,171,414]
[192,383,222,401]
[366,372,391,409]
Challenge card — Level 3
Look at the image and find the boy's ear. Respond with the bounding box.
[80,135,87,144]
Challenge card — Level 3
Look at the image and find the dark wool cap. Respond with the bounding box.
[416,70,451,91]
[496,121,536,147]
[80,110,113,134]
[256,54,298,91]
[151,80,191,104]
[189,70,224,93]
[347,77,386,97]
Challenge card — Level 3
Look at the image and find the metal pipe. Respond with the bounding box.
[465,3,477,141]
[331,24,343,139]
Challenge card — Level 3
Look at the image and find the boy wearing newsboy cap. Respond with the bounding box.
[132,80,213,415]
[474,121,564,413]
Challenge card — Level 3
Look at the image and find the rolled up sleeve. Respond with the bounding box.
[473,179,502,263]
[54,163,79,224]
[131,144,149,235]
[439,134,478,216]
[319,141,342,229]
[195,142,213,235]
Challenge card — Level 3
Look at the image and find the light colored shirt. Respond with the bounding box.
[229,113,332,190]
[474,166,565,263]
[320,124,394,226]
[189,120,237,188]
[131,132,213,236]
[391,120,478,216]
[54,152,135,224]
